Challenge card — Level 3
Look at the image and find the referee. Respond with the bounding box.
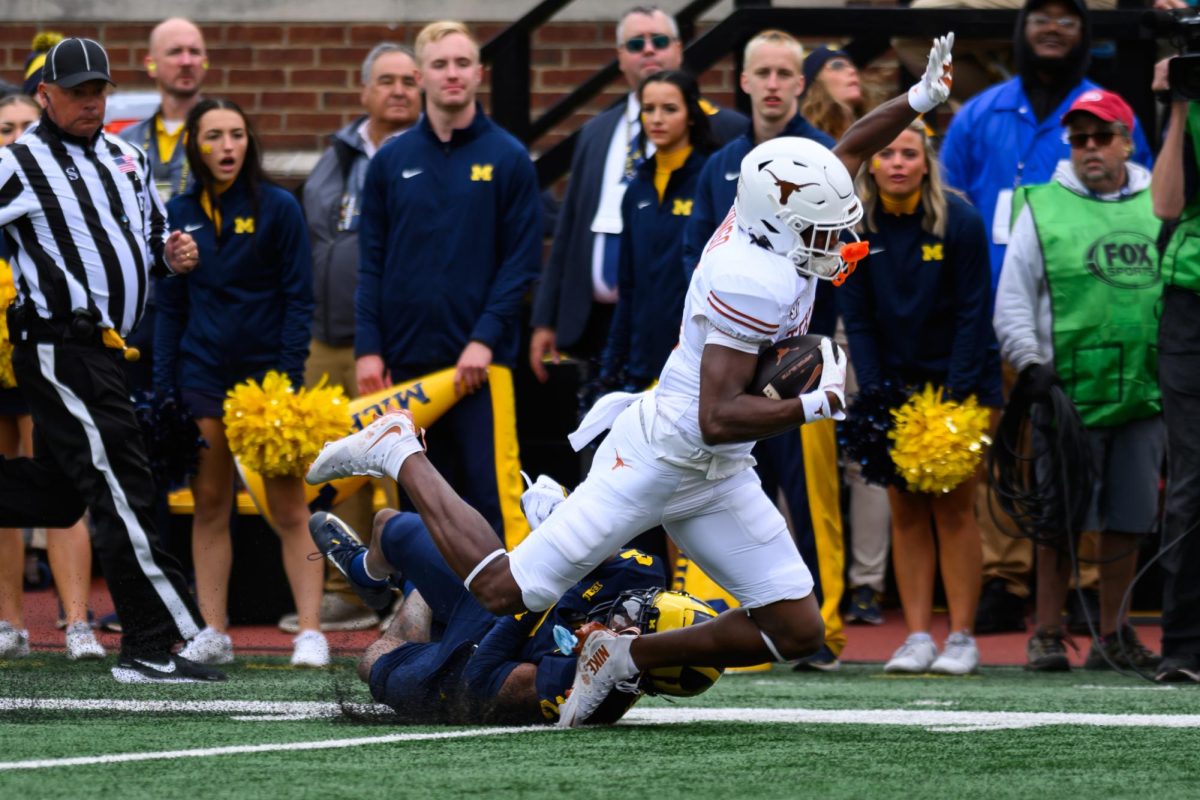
[0,38,222,683]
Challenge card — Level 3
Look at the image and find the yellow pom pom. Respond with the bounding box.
[32,32,64,53]
[0,262,18,389]
[889,384,992,494]
[223,371,350,478]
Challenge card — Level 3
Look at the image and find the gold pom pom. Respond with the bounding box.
[0,261,18,390]
[32,32,64,53]
[223,371,349,478]
[889,384,992,494]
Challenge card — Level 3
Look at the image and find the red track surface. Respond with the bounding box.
[19,579,1163,667]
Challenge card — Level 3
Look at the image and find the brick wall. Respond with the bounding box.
[0,21,740,155]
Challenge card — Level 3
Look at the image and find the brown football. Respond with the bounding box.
[748,335,825,399]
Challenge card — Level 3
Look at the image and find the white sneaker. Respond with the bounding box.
[883,633,939,673]
[930,631,980,675]
[0,622,30,659]
[179,627,234,665]
[291,629,330,668]
[65,621,106,661]
[306,410,425,484]
[557,625,638,728]
[519,471,568,530]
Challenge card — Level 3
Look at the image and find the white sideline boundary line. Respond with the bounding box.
[0,726,551,771]
[4,701,1200,770]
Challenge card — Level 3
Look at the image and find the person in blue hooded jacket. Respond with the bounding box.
[155,98,327,669]
[939,0,1151,294]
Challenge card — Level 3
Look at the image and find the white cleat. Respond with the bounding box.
[557,624,638,728]
[65,621,106,661]
[883,633,939,674]
[306,410,425,485]
[290,629,330,668]
[179,626,234,665]
[930,631,979,675]
[519,471,569,530]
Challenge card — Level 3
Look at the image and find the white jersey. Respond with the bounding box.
[654,206,817,464]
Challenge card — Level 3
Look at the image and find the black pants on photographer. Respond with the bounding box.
[1159,286,1200,660]
[0,338,204,658]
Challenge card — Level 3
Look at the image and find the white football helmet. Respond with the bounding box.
[734,137,863,282]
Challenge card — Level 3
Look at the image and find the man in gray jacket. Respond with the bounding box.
[290,42,420,633]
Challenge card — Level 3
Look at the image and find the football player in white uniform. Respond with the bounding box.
[307,33,955,727]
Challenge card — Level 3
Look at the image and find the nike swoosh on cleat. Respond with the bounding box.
[134,658,176,673]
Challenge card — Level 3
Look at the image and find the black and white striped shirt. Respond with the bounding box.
[0,114,171,337]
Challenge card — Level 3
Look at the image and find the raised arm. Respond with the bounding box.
[835,33,954,177]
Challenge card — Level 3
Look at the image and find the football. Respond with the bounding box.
[748,335,826,399]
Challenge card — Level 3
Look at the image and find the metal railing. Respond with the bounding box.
[480,1,1160,188]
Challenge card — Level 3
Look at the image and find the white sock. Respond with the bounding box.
[908,631,933,642]
[609,634,640,679]
[381,437,423,479]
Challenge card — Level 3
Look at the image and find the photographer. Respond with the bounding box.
[1150,55,1200,684]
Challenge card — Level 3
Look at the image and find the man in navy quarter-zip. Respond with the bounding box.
[355,21,541,551]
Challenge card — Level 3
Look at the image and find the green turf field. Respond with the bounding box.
[2,655,1199,799]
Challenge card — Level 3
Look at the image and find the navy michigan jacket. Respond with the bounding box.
[531,99,747,351]
[355,106,541,374]
[601,148,710,385]
[155,177,314,396]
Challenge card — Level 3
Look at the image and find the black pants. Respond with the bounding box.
[1159,286,1200,658]
[0,338,203,658]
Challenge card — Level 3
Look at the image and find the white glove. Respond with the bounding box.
[799,338,847,423]
[519,471,569,530]
[908,32,955,113]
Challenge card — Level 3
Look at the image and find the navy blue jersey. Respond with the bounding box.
[466,549,665,721]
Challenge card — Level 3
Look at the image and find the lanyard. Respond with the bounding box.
[142,110,190,196]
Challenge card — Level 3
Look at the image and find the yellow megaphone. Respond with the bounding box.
[235,365,496,529]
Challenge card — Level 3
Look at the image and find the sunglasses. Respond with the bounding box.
[1027,13,1081,32]
[1066,130,1116,149]
[824,58,854,72]
[624,34,673,53]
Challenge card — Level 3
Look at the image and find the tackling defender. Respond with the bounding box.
[310,493,718,724]
[308,33,956,726]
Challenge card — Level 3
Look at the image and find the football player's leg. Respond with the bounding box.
[373,509,493,630]
[635,472,824,669]
[506,406,681,614]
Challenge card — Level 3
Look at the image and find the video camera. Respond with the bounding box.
[1145,8,1200,100]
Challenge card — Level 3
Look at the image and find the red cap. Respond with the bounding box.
[1061,89,1134,131]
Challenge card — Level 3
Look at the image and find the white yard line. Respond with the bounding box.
[0,726,551,771]
[4,700,1200,770]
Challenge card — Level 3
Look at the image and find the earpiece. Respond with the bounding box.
[201,59,209,70]
[146,58,157,75]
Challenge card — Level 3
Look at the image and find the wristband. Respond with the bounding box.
[908,82,939,114]
[800,390,833,423]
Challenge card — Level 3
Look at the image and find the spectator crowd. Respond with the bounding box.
[1,0,1198,686]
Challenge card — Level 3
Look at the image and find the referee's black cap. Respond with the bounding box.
[41,38,115,89]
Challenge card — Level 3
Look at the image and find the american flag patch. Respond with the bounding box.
[114,154,138,174]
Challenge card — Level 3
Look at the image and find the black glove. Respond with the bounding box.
[1018,363,1060,401]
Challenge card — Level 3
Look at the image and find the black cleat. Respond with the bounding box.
[111,653,227,684]
[1156,653,1200,683]
[308,511,395,614]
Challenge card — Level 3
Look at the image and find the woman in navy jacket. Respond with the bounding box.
[839,120,1001,678]
[155,99,325,668]
[600,70,717,390]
